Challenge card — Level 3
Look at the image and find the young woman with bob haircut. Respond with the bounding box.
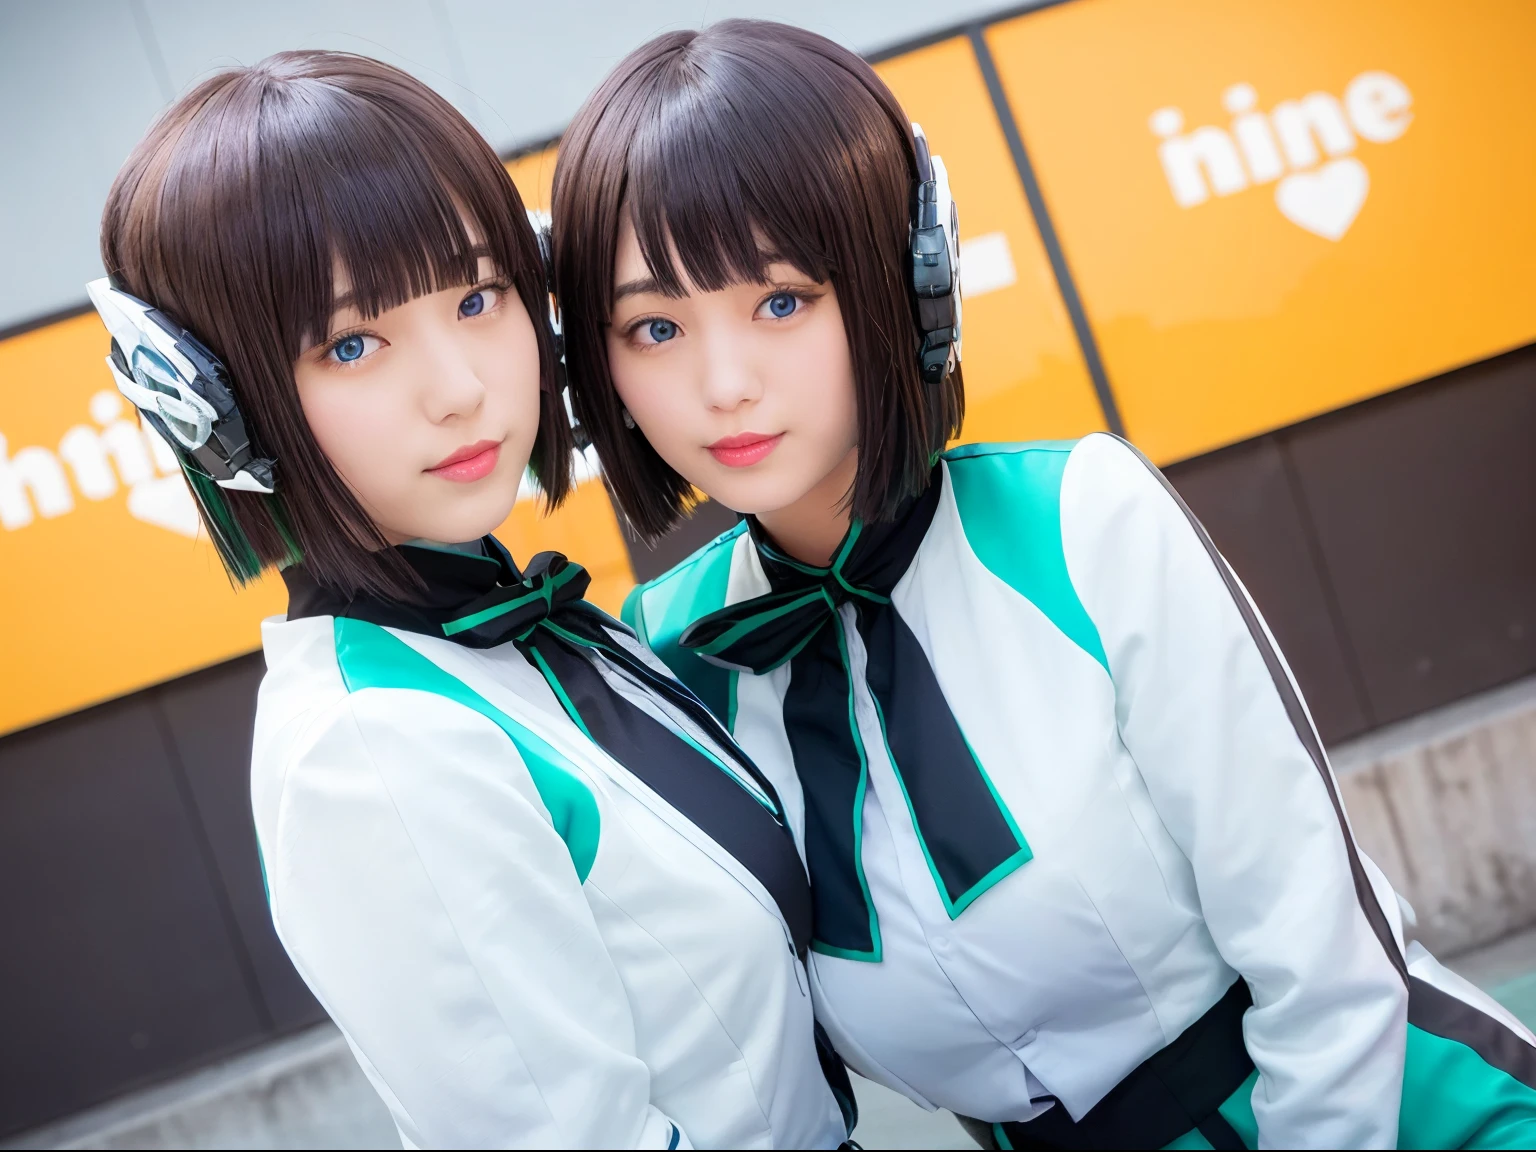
[92,49,853,1150]
[555,20,1536,1150]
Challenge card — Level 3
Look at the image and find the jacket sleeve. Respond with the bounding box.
[1059,433,1407,1149]
[263,686,688,1150]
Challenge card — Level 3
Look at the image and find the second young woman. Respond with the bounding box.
[554,20,1536,1150]
[92,50,850,1150]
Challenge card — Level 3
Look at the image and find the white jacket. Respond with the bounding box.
[250,607,847,1149]
[626,433,1536,1148]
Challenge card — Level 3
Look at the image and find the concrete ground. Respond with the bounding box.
[7,928,1534,1151]
[1,1026,973,1150]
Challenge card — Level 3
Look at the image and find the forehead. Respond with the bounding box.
[611,213,799,298]
[296,147,519,336]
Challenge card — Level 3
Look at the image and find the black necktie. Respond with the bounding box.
[678,469,1031,960]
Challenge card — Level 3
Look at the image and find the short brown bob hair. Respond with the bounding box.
[552,19,964,539]
[101,50,572,597]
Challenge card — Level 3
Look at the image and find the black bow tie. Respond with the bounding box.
[679,469,1031,960]
[283,540,813,958]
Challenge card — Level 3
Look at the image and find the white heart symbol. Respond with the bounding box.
[1275,158,1369,240]
[127,475,202,538]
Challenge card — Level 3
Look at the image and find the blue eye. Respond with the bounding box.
[326,333,381,365]
[767,292,798,318]
[459,284,503,318]
[647,319,678,343]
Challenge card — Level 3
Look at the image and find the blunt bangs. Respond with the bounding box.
[554,20,964,541]
[228,70,515,348]
[102,51,572,597]
[621,49,847,300]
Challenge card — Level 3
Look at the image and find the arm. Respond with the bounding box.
[1060,434,1407,1149]
[265,687,686,1149]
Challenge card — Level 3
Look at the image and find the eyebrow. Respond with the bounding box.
[611,254,802,306]
[613,275,663,303]
[330,245,496,314]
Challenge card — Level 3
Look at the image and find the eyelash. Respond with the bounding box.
[321,277,512,366]
[622,287,820,349]
[756,287,821,318]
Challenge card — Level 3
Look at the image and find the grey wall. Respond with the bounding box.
[0,0,1027,334]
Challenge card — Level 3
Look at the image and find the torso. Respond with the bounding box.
[251,606,844,1148]
[630,441,1244,1122]
[631,437,1536,1148]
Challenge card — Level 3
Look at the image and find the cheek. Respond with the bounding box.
[608,339,664,415]
[300,380,394,477]
[481,311,544,439]
[295,368,423,519]
[608,338,697,453]
[787,308,858,446]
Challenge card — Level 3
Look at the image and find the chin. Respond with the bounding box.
[422,480,522,543]
[702,464,816,519]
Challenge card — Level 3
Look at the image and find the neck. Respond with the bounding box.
[755,448,858,567]
[405,537,485,556]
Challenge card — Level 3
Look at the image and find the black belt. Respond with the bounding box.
[959,980,1255,1150]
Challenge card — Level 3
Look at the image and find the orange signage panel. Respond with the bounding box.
[987,0,1536,463]
[875,38,1105,445]
[0,314,289,735]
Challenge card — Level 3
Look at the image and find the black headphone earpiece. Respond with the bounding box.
[908,124,963,388]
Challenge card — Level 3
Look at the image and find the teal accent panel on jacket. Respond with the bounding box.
[332,617,601,883]
[1156,1019,1536,1148]
[943,441,1109,674]
[622,521,746,727]
[1398,1021,1536,1148]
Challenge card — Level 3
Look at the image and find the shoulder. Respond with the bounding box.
[622,519,749,723]
[1052,433,1208,571]
[254,618,601,891]
[941,439,1087,555]
[944,434,1171,554]
[622,518,749,641]
[256,615,510,767]
[1056,432,1177,515]
[943,434,1141,502]
[940,438,1113,671]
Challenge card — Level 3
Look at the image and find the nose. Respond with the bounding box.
[420,332,486,424]
[697,326,764,413]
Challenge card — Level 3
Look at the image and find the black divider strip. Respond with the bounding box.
[0,301,94,344]
[1409,976,1536,1091]
[968,24,1127,438]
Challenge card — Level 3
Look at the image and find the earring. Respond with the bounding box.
[622,408,636,430]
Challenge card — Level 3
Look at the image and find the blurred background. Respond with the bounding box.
[1,1,1533,1147]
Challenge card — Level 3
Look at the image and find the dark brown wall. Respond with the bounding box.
[0,657,324,1138]
[0,342,1530,1138]
[1167,342,1535,743]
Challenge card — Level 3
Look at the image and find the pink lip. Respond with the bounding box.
[427,439,502,482]
[707,431,783,468]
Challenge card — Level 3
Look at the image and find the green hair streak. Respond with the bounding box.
[183,466,303,587]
